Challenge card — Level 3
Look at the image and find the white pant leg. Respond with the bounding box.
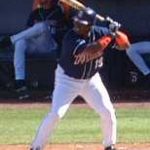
[10,22,48,44]
[81,73,117,147]
[126,41,150,75]
[14,39,28,80]
[31,66,83,150]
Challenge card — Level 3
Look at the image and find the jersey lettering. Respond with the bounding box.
[95,57,103,69]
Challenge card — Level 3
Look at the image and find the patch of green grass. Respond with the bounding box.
[0,108,46,144]
[52,107,101,143]
[0,105,150,144]
[117,108,150,143]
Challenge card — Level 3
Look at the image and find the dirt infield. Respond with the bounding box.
[0,101,150,109]
[0,102,150,150]
[0,143,150,150]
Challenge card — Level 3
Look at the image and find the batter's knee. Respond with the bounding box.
[47,111,60,121]
[50,104,70,119]
[99,107,116,123]
[47,109,66,121]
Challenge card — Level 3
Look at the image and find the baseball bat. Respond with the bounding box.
[59,0,105,22]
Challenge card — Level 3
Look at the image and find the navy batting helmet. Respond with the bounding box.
[73,7,96,25]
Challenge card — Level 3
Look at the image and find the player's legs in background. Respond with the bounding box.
[126,41,150,76]
[30,65,80,150]
[0,22,48,49]
[13,39,30,100]
[30,31,58,55]
[81,73,117,149]
[13,37,43,100]
[14,39,28,81]
[14,25,57,82]
[13,23,57,100]
[11,22,48,44]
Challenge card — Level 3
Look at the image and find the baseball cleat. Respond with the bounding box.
[30,147,41,150]
[15,79,30,100]
[15,86,30,100]
[105,145,117,150]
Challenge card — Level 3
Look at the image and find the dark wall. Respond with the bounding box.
[0,0,33,34]
[86,0,150,39]
[0,0,150,38]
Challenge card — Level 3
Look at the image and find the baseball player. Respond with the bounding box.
[30,8,130,150]
[0,0,74,99]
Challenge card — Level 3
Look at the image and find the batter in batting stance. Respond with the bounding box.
[30,8,130,150]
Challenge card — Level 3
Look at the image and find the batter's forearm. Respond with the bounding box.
[84,35,112,54]
[74,35,113,65]
[84,42,102,54]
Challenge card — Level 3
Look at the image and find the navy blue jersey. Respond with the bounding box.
[59,26,112,79]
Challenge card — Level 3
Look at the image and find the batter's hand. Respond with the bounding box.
[114,31,131,50]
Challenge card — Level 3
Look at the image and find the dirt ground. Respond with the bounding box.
[0,143,150,150]
[0,102,150,150]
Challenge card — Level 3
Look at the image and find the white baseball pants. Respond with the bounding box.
[31,65,117,149]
